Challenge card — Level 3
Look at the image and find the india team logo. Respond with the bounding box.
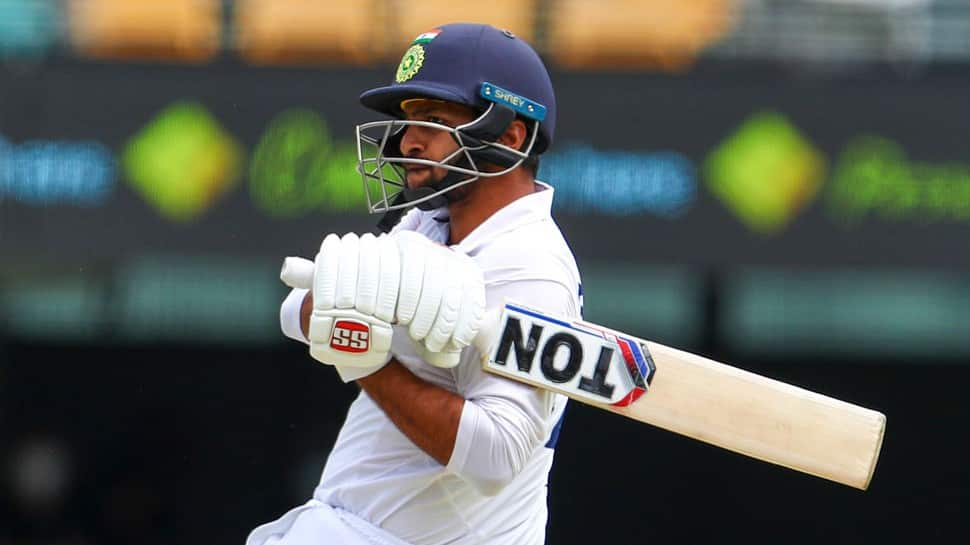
[395,45,425,83]
[330,319,370,353]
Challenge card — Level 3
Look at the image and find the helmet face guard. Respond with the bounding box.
[356,101,540,213]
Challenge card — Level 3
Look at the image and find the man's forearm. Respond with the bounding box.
[300,290,313,338]
[301,290,463,466]
[358,360,464,466]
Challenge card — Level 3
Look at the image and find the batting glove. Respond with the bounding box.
[280,231,487,372]
[282,232,399,379]
[394,231,486,368]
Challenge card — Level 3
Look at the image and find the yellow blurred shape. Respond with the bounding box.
[547,0,737,71]
[123,101,244,222]
[67,0,221,62]
[235,0,387,65]
[704,111,827,235]
[392,0,536,46]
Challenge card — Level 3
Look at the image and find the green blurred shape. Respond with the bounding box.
[704,111,827,234]
[0,259,283,345]
[827,135,970,223]
[581,262,703,350]
[123,101,244,222]
[115,256,281,344]
[722,268,970,358]
[250,109,367,217]
[1,276,106,340]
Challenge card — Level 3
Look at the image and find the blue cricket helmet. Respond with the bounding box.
[359,22,557,153]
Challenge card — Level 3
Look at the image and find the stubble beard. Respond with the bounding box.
[407,167,474,205]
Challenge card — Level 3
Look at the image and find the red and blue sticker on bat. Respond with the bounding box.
[486,302,656,407]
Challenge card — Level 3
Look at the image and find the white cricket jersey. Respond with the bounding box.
[281,183,581,545]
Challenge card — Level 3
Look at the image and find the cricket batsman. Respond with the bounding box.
[246,23,581,545]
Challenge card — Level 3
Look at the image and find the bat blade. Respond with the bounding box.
[479,301,886,490]
[601,341,885,490]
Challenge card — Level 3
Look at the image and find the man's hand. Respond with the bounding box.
[394,231,485,368]
[280,231,486,370]
[287,233,399,375]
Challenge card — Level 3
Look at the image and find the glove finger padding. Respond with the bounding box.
[308,233,393,371]
[334,233,359,309]
[408,247,446,342]
[374,234,400,323]
[396,231,427,325]
[313,233,341,310]
[415,342,463,369]
[422,257,464,353]
[389,233,486,369]
[448,255,486,351]
[420,251,485,368]
[356,233,380,315]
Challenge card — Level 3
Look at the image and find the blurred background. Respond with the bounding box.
[1,0,968,543]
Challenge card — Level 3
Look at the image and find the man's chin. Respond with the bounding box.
[404,169,472,204]
[405,169,433,189]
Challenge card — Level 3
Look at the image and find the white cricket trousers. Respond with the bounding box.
[246,499,413,545]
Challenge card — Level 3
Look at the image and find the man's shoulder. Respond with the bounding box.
[478,218,572,258]
[471,219,579,283]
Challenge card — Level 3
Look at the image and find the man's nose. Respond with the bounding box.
[398,125,423,157]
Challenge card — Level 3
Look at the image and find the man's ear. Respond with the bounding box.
[498,119,528,151]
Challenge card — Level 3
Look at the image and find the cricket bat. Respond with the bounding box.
[281,257,886,490]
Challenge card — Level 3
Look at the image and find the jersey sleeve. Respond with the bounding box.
[280,288,309,345]
[445,278,577,496]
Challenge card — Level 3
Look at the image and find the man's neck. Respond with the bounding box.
[447,172,536,244]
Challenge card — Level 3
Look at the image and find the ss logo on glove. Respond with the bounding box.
[330,320,370,353]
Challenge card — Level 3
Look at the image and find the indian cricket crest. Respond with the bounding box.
[395,45,425,83]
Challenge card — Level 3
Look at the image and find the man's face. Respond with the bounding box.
[398,99,477,189]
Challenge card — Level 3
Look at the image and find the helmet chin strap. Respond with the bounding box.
[376,193,409,233]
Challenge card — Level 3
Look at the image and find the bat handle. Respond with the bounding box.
[281,256,314,289]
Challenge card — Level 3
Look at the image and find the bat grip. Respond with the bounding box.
[280,256,315,289]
